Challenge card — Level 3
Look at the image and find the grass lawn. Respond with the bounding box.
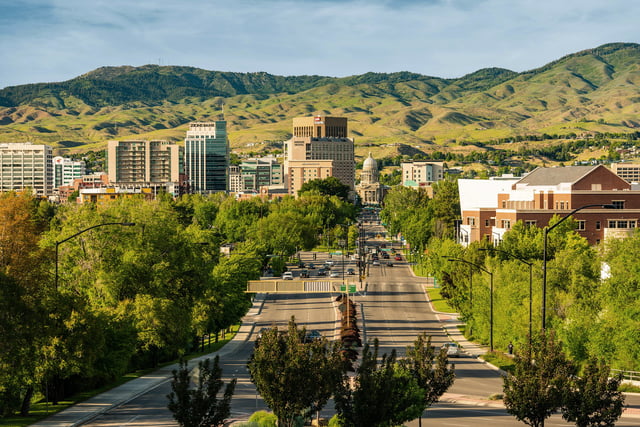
[0,325,240,427]
[425,287,455,313]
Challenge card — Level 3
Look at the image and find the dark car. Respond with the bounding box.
[298,261,305,268]
[347,268,355,275]
[303,330,322,343]
[382,252,390,259]
[308,263,315,269]
[317,268,327,276]
[300,269,309,278]
[387,262,394,267]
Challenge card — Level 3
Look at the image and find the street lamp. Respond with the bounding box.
[55,222,136,290]
[480,248,533,346]
[542,204,614,329]
[447,257,494,352]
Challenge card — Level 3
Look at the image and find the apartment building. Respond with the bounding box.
[106,140,182,183]
[284,116,354,197]
[53,156,86,187]
[610,162,640,183]
[184,121,229,194]
[0,142,53,196]
[458,166,640,246]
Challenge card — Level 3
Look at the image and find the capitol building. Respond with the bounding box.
[356,153,387,205]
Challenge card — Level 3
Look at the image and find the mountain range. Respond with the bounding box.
[1,42,640,158]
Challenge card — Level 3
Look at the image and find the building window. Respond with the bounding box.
[501,220,511,229]
[485,219,490,227]
[576,220,586,230]
[467,217,476,226]
[612,200,625,209]
[525,220,537,227]
[596,221,601,230]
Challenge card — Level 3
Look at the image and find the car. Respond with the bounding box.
[298,261,305,268]
[282,271,293,280]
[394,255,402,261]
[300,269,309,278]
[303,330,322,343]
[372,260,380,265]
[330,271,340,278]
[307,263,315,269]
[325,260,335,266]
[347,268,355,275]
[441,342,461,357]
[387,262,394,267]
[382,252,390,259]
[317,268,327,276]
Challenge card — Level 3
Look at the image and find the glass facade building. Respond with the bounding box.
[184,121,229,193]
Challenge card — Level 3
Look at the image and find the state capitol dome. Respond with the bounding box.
[360,153,379,185]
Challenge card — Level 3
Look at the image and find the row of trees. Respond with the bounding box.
[0,185,357,418]
[247,318,455,427]
[381,182,639,372]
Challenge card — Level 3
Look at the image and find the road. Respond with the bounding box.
[81,221,640,426]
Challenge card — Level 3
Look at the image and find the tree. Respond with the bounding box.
[402,333,455,427]
[561,358,625,427]
[333,339,425,427]
[167,356,236,427]
[298,176,350,201]
[247,318,343,427]
[503,330,574,427]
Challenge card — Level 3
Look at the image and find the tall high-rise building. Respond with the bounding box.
[284,116,354,197]
[0,142,53,196]
[106,140,182,185]
[184,121,229,194]
[53,156,86,188]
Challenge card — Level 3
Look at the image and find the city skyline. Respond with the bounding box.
[2,0,640,89]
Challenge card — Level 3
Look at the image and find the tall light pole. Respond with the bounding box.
[542,204,614,329]
[480,248,533,346]
[55,222,136,290]
[447,257,494,352]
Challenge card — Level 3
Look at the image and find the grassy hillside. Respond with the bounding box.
[1,42,640,162]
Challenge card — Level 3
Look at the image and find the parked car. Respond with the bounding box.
[317,268,327,276]
[394,255,402,261]
[372,260,380,266]
[387,262,394,267]
[300,269,309,278]
[282,271,293,280]
[382,252,390,259]
[308,263,315,269]
[298,261,305,268]
[304,330,322,343]
[347,268,355,275]
[330,271,340,278]
[325,260,335,266]
[441,342,461,357]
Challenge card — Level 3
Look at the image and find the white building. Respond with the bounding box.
[0,142,53,196]
[53,156,86,187]
[401,161,445,188]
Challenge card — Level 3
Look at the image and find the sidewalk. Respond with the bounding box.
[31,294,267,427]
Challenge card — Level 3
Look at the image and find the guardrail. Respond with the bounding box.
[612,369,640,382]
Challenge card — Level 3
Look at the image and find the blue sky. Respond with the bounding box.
[1,0,639,89]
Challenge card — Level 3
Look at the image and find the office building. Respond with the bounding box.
[53,156,86,188]
[458,166,640,246]
[401,161,445,188]
[106,140,182,184]
[0,142,53,196]
[284,116,354,197]
[184,121,229,194]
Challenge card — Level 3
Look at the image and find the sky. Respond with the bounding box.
[1,0,640,89]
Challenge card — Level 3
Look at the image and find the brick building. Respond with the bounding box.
[459,166,640,246]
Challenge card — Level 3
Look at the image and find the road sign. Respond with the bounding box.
[340,284,357,293]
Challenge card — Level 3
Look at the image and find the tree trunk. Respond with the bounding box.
[19,386,33,416]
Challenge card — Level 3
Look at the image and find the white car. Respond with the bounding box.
[282,271,293,280]
[329,271,340,278]
[441,342,461,357]
[325,260,335,266]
